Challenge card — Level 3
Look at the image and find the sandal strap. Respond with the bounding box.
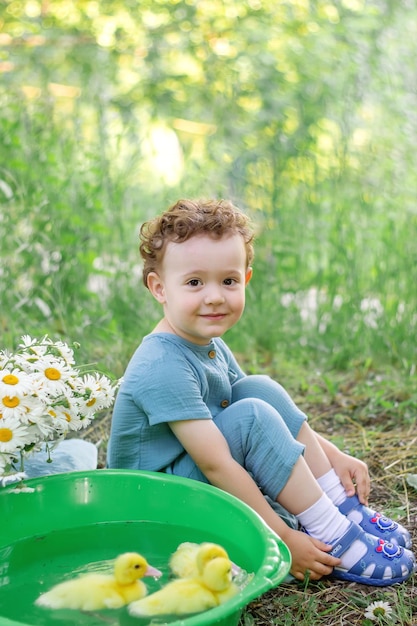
[337,494,360,516]
[337,495,410,548]
[329,521,363,558]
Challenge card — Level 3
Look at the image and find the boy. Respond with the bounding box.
[108,199,414,584]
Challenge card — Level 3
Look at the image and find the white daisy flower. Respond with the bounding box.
[65,410,88,431]
[19,335,38,348]
[73,396,100,419]
[46,339,76,365]
[0,368,33,397]
[29,357,77,396]
[21,375,46,402]
[77,373,117,410]
[17,337,49,361]
[0,417,32,453]
[56,408,84,431]
[0,392,41,421]
[26,410,58,438]
[0,350,13,370]
[44,405,73,434]
[364,601,393,621]
[64,396,92,429]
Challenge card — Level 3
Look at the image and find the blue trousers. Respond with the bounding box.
[166,375,307,528]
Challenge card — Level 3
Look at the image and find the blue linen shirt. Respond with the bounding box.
[107,333,245,471]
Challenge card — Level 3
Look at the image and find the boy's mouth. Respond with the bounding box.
[200,313,227,319]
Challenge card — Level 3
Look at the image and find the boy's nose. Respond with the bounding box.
[204,287,225,305]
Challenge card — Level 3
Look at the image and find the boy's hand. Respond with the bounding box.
[284,528,341,581]
[332,452,370,505]
[314,433,370,505]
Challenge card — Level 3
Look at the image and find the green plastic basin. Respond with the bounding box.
[0,469,291,626]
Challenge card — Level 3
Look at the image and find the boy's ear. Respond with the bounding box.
[245,267,253,285]
[147,272,166,303]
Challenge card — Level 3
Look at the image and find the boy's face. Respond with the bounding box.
[147,233,252,345]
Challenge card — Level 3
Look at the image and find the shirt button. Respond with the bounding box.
[220,400,229,408]
[208,350,216,359]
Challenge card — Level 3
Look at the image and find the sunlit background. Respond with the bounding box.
[1,0,416,374]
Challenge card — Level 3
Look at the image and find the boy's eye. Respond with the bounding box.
[223,278,236,286]
[187,279,201,287]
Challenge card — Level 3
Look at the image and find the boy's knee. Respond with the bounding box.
[231,374,274,402]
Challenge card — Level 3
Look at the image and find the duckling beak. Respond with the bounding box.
[145,565,163,579]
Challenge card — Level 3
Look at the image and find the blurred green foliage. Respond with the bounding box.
[1,0,416,374]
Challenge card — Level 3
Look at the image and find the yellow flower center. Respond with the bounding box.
[86,398,97,407]
[44,367,61,381]
[2,374,19,385]
[2,396,20,408]
[64,412,71,422]
[0,428,13,442]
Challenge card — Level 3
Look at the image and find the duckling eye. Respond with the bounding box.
[134,564,141,569]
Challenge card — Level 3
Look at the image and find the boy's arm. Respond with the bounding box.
[314,432,370,504]
[169,418,340,581]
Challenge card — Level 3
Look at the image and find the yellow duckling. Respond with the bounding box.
[35,552,162,611]
[170,542,241,579]
[128,545,239,617]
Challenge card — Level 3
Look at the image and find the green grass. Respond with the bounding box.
[241,579,417,626]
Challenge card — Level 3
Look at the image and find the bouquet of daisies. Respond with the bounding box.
[0,335,118,479]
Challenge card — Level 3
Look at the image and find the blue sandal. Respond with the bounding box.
[338,494,412,548]
[330,521,415,586]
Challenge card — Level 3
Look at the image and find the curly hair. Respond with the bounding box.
[139,198,255,288]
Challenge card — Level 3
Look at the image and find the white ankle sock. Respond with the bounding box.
[317,468,347,506]
[296,493,367,571]
[297,493,350,543]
